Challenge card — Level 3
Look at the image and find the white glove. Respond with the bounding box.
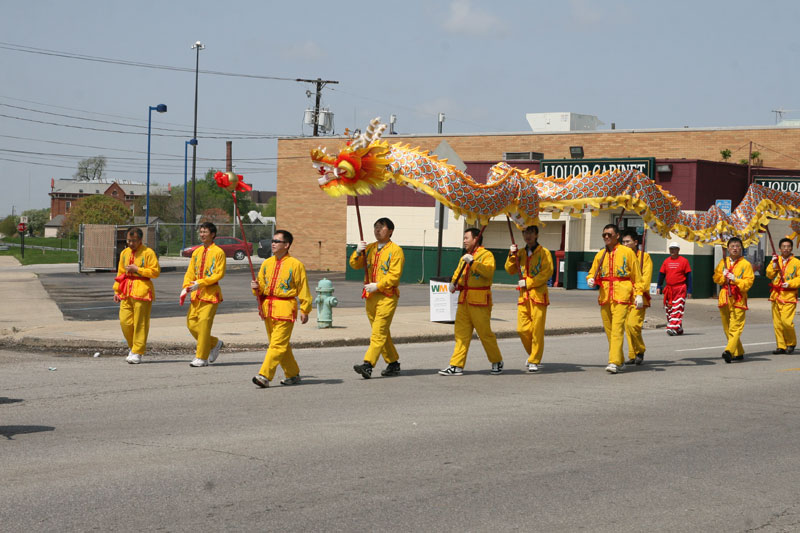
[190,281,200,292]
[356,241,367,253]
[510,244,518,254]
[517,279,527,289]
[364,282,378,293]
[781,282,789,288]
[773,254,780,266]
[725,271,736,282]
[448,283,456,293]
[635,295,644,310]
[461,254,474,264]
[722,268,730,277]
[587,277,595,288]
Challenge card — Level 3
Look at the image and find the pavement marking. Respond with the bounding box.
[779,368,800,372]
[675,341,774,352]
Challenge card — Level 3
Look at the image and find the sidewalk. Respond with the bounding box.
[0,255,741,357]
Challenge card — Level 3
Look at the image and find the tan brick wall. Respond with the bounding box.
[279,128,800,271]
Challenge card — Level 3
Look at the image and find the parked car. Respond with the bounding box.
[181,236,253,260]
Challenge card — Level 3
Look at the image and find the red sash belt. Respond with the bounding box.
[770,285,797,293]
[114,273,149,296]
[595,276,630,282]
[456,285,489,291]
[266,295,295,300]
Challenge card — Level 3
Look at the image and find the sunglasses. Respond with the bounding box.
[602,233,615,238]
[271,239,286,244]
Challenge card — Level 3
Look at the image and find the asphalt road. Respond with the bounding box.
[2,322,799,531]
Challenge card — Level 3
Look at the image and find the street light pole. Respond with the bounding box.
[183,138,198,251]
[190,41,204,226]
[146,103,167,225]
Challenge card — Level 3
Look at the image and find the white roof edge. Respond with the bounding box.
[279,124,800,141]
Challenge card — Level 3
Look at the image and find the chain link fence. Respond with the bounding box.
[153,222,275,257]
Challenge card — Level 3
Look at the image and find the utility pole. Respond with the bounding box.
[190,41,205,226]
[296,78,339,136]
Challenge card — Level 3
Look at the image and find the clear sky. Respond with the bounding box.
[1,0,798,217]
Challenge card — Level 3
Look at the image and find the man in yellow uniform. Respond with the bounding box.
[586,223,643,374]
[439,228,504,376]
[181,221,226,368]
[765,237,800,355]
[250,230,312,388]
[504,225,553,373]
[713,237,754,363]
[113,227,160,364]
[621,229,652,366]
[350,218,405,379]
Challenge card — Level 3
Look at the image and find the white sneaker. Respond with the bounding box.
[208,340,224,363]
[438,365,463,376]
[605,363,620,374]
[189,357,208,367]
[526,363,539,373]
[126,353,142,364]
[490,361,504,375]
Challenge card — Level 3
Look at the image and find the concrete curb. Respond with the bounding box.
[0,325,610,356]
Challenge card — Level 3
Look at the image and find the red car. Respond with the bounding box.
[181,236,253,260]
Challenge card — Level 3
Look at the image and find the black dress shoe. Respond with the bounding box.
[787,345,796,354]
[731,355,744,362]
[773,348,787,355]
[722,351,732,363]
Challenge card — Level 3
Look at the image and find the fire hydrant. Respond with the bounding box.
[315,278,339,328]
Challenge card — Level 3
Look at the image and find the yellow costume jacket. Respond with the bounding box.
[349,241,405,298]
[504,244,553,306]
[253,254,312,322]
[452,246,495,307]
[587,244,642,306]
[766,255,800,304]
[183,243,226,304]
[113,245,160,302]
[713,257,754,310]
[635,250,653,308]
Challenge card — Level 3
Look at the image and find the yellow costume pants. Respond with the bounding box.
[771,301,797,350]
[258,317,299,381]
[119,298,152,355]
[601,303,629,366]
[186,299,219,360]
[363,294,399,366]
[625,307,646,360]
[719,305,746,356]
[517,302,547,364]
[449,304,503,368]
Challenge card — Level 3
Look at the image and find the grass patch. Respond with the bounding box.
[1,236,77,250]
[0,247,78,265]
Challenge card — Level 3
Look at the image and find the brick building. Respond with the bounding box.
[276,124,800,296]
[49,178,169,218]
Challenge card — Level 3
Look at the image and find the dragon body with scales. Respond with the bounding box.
[311,118,800,247]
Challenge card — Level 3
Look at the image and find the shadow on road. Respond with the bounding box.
[0,397,25,405]
[1,425,55,440]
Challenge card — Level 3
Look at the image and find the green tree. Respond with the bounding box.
[261,196,276,217]
[720,149,732,161]
[21,208,50,236]
[74,156,107,181]
[0,214,19,237]
[132,187,184,222]
[62,195,132,237]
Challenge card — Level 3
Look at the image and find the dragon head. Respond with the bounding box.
[311,117,393,197]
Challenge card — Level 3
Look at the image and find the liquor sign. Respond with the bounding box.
[754,175,800,193]
[540,157,656,179]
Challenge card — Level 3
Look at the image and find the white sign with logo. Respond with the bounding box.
[430,279,459,322]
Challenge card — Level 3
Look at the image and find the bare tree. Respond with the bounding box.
[74,156,107,181]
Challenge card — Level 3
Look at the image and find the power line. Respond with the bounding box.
[0,41,301,82]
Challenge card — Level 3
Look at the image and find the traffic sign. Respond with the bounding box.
[19,216,28,224]
[17,223,27,233]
